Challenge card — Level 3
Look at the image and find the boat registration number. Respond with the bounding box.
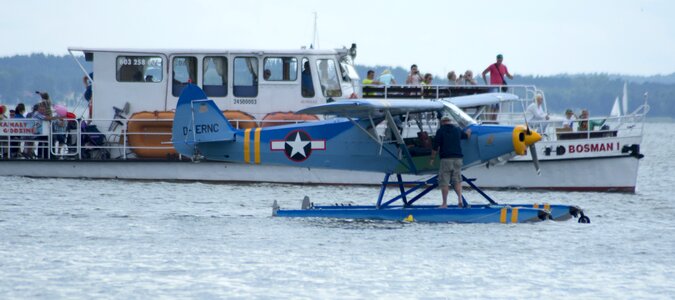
[234,98,257,105]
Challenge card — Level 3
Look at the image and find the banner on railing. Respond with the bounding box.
[0,120,46,136]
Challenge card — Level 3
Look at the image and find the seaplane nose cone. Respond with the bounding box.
[512,125,542,155]
[524,129,542,146]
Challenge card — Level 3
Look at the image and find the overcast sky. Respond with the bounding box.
[1,0,673,76]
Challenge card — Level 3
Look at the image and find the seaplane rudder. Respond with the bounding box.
[172,84,237,157]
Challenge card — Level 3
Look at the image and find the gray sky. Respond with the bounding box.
[1,0,673,76]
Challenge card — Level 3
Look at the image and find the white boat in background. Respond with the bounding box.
[0,44,647,192]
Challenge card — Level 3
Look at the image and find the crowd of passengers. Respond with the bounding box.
[362,54,608,133]
[362,54,513,88]
[0,91,73,159]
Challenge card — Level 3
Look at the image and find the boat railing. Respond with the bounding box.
[361,84,539,102]
[0,116,321,161]
[490,111,647,142]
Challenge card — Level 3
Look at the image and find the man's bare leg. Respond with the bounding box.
[454,182,463,207]
[440,185,449,208]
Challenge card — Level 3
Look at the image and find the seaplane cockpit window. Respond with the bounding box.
[263,57,298,81]
[233,57,258,98]
[316,59,341,97]
[203,56,227,97]
[116,56,163,83]
[172,56,197,97]
[443,102,477,128]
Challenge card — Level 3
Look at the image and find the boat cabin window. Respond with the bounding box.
[116,56,163,83]
[203,56,228,97]
[172,56,197,97]
[315,59,341,97]
[263,57,298,81]
[233,57,258,97]
[340,62,358,83]
[301,58,314,98]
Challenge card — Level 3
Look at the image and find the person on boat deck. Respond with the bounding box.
[447,71,458,85]
[563,109,576,129]
[83,72,93,101]
[577,109,606,131]
[406,64,423,85]
[32,102,62,158]
[263,69,272,80]
[301,61,315,97]
[8,103,26,158]
[25,104,38,119]
[525,94,549,122]
[421,73,433,86]
[482,54,513,91]
[378,69,396,86]
[362,70,383,97]
[14,103,25,119]
[525,94,549,132]
[362,70,382,86]
[37,92,53,118]
[0,105,6,120]
[430,116,471,208]
[463,70,477,85]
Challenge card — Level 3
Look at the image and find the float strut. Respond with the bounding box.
[376,173,391,209]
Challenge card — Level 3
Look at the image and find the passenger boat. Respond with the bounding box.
[0,44,646,192]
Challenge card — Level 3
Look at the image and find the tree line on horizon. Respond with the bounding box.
[0,54,672,118]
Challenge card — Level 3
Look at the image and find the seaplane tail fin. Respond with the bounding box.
[172,84,236,156]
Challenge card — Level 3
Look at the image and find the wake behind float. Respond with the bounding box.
[273,174,590,224]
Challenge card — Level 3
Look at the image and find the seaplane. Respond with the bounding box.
[172,84,590,224]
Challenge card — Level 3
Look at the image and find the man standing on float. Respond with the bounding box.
[430,116,471,208]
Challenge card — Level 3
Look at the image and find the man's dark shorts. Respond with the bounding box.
[438,158,462,187]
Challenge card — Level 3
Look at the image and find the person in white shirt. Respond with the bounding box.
[563,109,576,129]
[525,94,549,122]
[525,94,549,132]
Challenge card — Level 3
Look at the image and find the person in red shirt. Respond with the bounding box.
[482,54,513,86]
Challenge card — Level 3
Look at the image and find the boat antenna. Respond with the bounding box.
[311,12,319,49]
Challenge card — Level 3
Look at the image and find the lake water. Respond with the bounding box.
[1,123,674,298]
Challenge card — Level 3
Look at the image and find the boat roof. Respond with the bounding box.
[449,92,520,107]
[68,46,347,56]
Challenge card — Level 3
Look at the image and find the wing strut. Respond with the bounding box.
[385,110,417,174]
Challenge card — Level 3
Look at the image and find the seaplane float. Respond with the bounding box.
[171,84,590,224]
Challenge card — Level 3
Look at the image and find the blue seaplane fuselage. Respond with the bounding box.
[171,85,589,224]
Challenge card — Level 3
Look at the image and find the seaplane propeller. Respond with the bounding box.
[521,105,542,176]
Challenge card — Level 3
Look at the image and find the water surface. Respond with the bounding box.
[1,123,673,298]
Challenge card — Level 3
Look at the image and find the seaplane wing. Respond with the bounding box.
[448,92,519,108]
[297,99,445,118]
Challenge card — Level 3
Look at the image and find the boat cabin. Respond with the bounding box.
[69,45,360,123]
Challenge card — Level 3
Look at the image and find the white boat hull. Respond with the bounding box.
[0,160,386,185]
[0,150,640,193]
[464,154,640,193]
[465,134,643,193]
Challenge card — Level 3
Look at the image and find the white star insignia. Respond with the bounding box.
[286,132,310,158]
